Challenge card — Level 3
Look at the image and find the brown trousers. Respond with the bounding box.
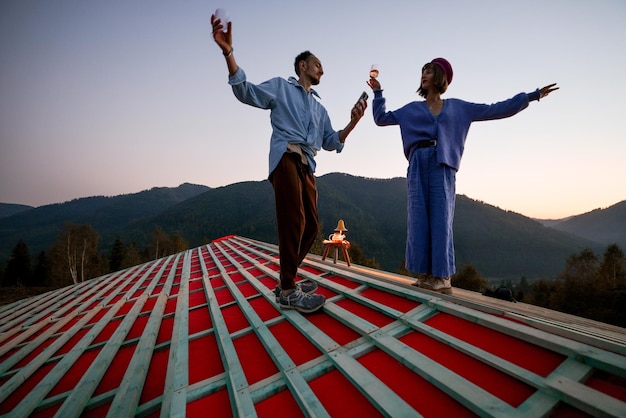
[269,153,319,290]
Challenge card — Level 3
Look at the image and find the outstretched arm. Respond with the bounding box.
[211,14,238,76]
[539,83,559,100]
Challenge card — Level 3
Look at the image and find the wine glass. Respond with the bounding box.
[214,8,229,32]
[369,64,379,79]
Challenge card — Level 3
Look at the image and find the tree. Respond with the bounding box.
[169,234,188,255]
[558,248,599,285]
[453,263,487,291]
[4,240,32,286]
[149,227,189,260]
[551,248,598,315]
[109,237,125,272]
[121,242,143,269]
[516,276,530,302]
[526,278,558,307]
[32,251,51,286]
[598,244,625,290]
[308,224,327,256]
[524,245,625,327]
[50,223,100,285]
[395,260,413,277]
[348,243,380,269]
[152,227,168,259]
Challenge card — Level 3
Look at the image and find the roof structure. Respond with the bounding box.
[1,235,625,417]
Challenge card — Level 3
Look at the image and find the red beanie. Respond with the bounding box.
[431,58,453,85]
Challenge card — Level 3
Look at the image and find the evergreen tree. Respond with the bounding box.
[4,240,32,286]
[109,237,125,272]
[32,251,51,286]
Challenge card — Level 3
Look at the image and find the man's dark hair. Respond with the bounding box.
[294,51,314,76]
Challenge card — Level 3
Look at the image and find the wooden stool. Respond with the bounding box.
[322,240,351,267]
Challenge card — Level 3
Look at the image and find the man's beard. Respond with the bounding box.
[310,75,320,85]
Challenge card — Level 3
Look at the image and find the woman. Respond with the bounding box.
[368,58,558,293]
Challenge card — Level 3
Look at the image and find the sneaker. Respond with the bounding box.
[420,277,453,295]
[278,287,325,313]
[274,281,318,302]
[411,273,431,287]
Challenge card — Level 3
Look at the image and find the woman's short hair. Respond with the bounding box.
[294,51,314,76]
[417,62,449,98]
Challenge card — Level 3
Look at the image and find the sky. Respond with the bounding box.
[1,0,625,220]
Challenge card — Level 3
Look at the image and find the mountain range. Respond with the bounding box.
[1,173,623,280]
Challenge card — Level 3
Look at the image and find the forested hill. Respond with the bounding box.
[1,174,617,280]
[0,183,209,260]
[0,203,33,218]
[545,200,626,250]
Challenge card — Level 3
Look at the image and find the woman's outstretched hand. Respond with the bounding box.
[539,83,559,99]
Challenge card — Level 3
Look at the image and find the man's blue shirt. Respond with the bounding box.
[229,67,344,175]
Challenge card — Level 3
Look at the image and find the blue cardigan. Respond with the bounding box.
[372,89,540,171]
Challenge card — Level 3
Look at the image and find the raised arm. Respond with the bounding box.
[367,77,381,92]
[211,14,238,76]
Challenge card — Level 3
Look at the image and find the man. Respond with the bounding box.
[211,14,367,313]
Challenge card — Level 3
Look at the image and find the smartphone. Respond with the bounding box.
[358,91,369,103]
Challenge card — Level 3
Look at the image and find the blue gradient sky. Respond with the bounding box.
[1,0,625,219]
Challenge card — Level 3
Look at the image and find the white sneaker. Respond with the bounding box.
[411,273,431,287]
[421,277,452,294]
